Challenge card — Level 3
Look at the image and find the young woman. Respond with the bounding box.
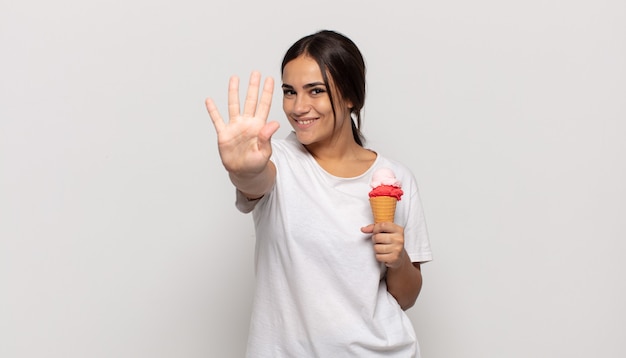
[206,30,432,357]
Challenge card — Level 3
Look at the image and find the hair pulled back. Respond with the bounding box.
[281,30,366,146]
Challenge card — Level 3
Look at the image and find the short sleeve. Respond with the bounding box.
[235,189,263,213]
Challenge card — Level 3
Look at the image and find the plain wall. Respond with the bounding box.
[1,0,625,357]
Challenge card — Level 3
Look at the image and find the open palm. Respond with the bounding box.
[206,72,280,175]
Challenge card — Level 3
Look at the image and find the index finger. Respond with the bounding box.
[255,76,274,121]
[372,222,399,234]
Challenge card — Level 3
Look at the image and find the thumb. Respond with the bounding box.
[361,224,374,233]
[258,121,280,145]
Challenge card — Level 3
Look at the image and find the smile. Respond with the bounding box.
[294,117,317,126]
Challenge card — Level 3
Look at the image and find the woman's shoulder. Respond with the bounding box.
[372,153,411,174]
[370,153,418,190]
[271,132,306,154]
[270,132,313,172]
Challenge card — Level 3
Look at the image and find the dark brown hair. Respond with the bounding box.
[281,30,366,146]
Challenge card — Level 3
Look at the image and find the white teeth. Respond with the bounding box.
[298,119,314,125]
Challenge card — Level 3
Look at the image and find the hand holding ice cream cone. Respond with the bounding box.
[363,168,407,268]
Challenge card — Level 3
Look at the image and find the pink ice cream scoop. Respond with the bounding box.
[368,168,403,200]
[368,168,403,223]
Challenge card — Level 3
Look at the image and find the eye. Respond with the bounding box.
[310,87,326,95]
[282,89,296,97]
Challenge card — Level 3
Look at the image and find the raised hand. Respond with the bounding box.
[205,71,280,176]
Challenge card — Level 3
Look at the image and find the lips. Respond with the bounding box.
[293,117,318,127]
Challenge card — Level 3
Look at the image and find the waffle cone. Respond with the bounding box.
[369,196,397,223]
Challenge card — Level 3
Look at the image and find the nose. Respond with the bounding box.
[292,94,311,116]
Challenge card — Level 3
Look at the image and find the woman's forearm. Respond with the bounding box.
[385,254,423,310]
[229,160,276,199]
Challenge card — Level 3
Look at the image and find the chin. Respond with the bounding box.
[294,131,315,146]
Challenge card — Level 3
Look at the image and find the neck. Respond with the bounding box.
[305,123,360,162]
[303,126,376,178]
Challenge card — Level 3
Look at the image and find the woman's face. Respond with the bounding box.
[282,55,352,147]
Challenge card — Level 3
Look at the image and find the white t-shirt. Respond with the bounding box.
[236,132,432,357]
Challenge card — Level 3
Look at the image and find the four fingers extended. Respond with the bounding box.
[205,72,276,135]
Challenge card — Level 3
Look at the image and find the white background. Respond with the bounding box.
[1,0,625,357]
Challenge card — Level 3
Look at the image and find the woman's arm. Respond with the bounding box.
[229,160,276,200]
[361,222,423,310]
[386,258,422,310]
[206,72,280,197]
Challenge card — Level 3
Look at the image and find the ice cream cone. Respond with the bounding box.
[369,196,397,223]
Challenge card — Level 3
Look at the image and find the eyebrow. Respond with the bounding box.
[282,82,326,90]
